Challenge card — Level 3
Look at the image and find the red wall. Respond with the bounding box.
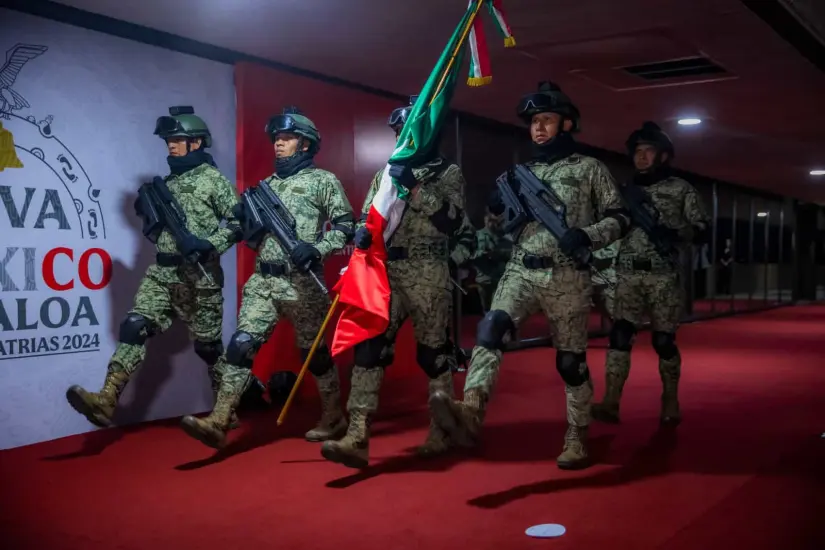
[234,61,420,395]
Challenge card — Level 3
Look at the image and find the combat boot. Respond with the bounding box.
[180,385,241,449]
[66,366,131,428]
[320,409,372,468]
[558,372,594,470]
[659,355,681,426]
[429,386,487,448]
[228,411,240,430]
[556,425,590,470]
[591,350,631,424]
[208,364,240,430]
[320,366,383,469]
[415,370,455,457]
[305,366,348,442]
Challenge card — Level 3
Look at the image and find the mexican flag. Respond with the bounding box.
[330,0,513,357]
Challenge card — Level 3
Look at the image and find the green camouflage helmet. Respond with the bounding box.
[265,106,321,154]
[516,81,581,133]
[154,106,213,148]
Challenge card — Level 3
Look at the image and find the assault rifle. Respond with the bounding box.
[495,164,592,269]
[619,183,680,265]
[240,181,327,294]
[136,176,213,282]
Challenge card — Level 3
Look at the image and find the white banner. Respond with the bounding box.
[0,10,238,449]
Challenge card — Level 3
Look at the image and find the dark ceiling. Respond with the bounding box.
[16,0,825,202]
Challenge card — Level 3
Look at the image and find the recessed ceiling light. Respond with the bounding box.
[810,169,825,176]
[756,212,768,217]
[677,118,702,126]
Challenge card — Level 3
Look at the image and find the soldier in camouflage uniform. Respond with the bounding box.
[180,107,355,449]
[320,96,467,469]
[66,106,242,429]
[471,212,513,312]
[430,82,631,470]
[591,122,709,426]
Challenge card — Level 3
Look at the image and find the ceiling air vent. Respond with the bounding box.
[621,56,728,81]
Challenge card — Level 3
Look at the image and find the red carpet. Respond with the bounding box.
[2,306,824,549]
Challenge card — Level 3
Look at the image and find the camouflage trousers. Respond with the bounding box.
[347,259,453,409]
[464,263,593,428]
[109,273,224,383]
[217,272,335,396]
[602,270,684,410]
[385,259,452,351]
[614,270,684,332]
[592,283,615,320]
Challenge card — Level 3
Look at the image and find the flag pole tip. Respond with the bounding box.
[504,37,516,48]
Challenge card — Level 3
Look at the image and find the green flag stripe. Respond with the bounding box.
[388,2,484,198]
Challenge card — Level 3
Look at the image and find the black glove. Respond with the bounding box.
[289,242,321,272]
[558,227,592,259]
[388,163,418,190]
[179,234,215,262]
[651,225,680,244]
[353,227,372,250]
[133,196,143,218]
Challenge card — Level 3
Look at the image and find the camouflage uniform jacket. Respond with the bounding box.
[360,158,466,259]
[256,167,354,271]
[507,154,629,270]
[617,176,709,273]
[148,163,240,290]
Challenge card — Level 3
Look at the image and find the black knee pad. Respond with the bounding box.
[118,313,154,345]
[268,371,298,404]
[651,331,678,360]
[608,319,636,351]
[556,350,590,387]
[194,339,223,366]
[354,334,391,369]
[416,342,451,379]
[300,345,334,376]
[476,309,514,350]
[226,331,258,368]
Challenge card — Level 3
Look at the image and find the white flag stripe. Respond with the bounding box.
[373,163,407,242]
